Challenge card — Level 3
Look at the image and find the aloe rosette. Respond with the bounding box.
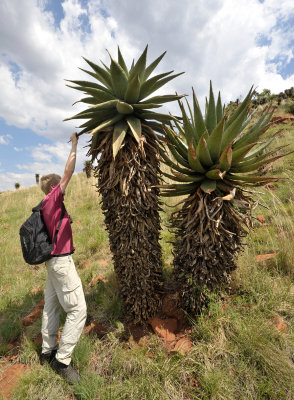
[160,82,291,314]
[66,46,184,323]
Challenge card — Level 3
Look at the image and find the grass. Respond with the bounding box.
[1,115,294,399]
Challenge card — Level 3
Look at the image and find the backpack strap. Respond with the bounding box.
[51,203,66,245]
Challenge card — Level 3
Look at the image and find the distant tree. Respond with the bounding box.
[15,182,20,189]
[35,174,40,185]
[83,160,92,178]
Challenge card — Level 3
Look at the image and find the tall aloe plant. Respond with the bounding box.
[66,46,184,323]
[160,82,291,314]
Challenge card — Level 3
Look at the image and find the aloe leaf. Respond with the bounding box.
[133,103,161,110]
[82,57,112,89]
[161,187,197,197]
[225,85,254,129]
[205,81,217,134]
[244,135,279,159]
[179,102,196,145]
[219,145,232,171]
[206,117,225,162]
[151,72,185,93]
[231,142,257,165]
[233,121,272,150]
[117,46,128,75]
[144,51,166,81]
[116,101,133,114]
[232,145,288,168]
[126,116,142,143]
[167,143,191,168]
[221,105,249,151]
[110,57,128,99]
[227,174,279,184]
[200,179,216,193]
[162,171,203,183]
[125,74,141,103]
[66,79,110,92]
[66,85,116,101]
[192,88,206,140]
[137,111,176,123]
[91,114,123,136]
[140,94,184,104]
[113,121,128,159]
[188,141,206,173]
[216,91,223,123]
[73,97,97,105]
[139,71,174,100]
[205,169,225,180]
[128,45,148,82]
[160,148,196,175]
[231,151,294,173]
[164,125,188,159]
[143,121,165,134]
[196,135,213,167]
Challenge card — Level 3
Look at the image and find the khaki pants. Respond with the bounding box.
[41,255,87,365]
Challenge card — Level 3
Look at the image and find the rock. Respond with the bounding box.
[31,287,42,295]
[88,275,108,287]
[21,300,44,326]
[0,364,29,399]
[98,259,109,268]
[256,214,266,224]
[148,317,177,342]
[171,337,193,355]
[271,316,287,333]
[81,260,91,270]
[271,114,294,125]
[255,253,277,262]
[33,333,43,345]
[84,322,108,338]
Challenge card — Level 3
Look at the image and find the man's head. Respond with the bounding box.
[40,174,61,195]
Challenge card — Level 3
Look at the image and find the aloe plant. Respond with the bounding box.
[66,46,184,323]
[160,82,291,314]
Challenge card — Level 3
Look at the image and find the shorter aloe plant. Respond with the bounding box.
[160,82,291,314]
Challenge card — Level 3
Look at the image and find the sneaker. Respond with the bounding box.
[40,349,57,365]
[51,358,80,385]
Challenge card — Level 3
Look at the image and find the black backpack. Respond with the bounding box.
[19,201,65,265]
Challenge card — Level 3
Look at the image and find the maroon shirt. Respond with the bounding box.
[41,184,75,256]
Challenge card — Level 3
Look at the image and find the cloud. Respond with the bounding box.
[0,138,89,192]
[0,0,293,192]
[0,134,12,145]
[0,0,293,143]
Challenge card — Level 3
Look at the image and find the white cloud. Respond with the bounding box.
[1,137,89,192]
[13,147,23,152]
[0,0,293,142]
[0,0,294,192]
[0,134,12,145]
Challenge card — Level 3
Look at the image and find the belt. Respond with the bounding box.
[52,252,73,257]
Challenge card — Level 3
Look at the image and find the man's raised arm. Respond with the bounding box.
[60,132,78,194]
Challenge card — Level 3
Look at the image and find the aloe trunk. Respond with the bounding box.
[91,127,164,322]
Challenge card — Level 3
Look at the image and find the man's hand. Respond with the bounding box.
[60,133,78,194]
[70,132,78,145]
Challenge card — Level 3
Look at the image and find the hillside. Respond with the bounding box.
[1,107,294,399]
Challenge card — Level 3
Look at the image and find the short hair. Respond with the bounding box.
[40,174,61,195]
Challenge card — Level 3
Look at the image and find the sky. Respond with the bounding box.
[0,0,293,192]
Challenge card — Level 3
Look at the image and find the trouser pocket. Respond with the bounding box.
[48,256,81,292]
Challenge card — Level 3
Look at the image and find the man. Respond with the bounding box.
[39,132,87,384]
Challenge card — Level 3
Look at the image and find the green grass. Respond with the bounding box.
[1,114,294,399]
